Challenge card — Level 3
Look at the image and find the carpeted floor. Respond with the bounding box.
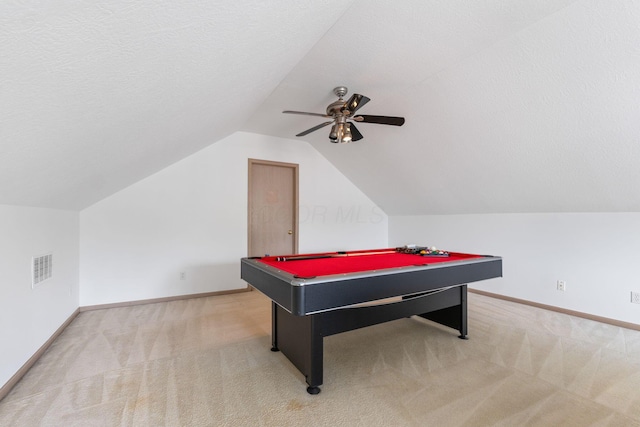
[1,290,639,426]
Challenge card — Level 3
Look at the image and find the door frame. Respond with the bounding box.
[247,158,299,256]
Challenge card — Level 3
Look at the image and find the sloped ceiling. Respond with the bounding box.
[0,0,355,210]
[2,1,640,214]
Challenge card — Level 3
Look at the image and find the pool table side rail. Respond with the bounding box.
[241,255,502,316]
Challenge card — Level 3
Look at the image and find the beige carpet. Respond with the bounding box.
[1,290,639,426]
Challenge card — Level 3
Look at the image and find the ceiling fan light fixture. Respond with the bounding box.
[329,124,338,142]
[329,123,352,143]
[341,123,353,143]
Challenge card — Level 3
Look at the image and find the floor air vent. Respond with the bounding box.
[32,254,53,288]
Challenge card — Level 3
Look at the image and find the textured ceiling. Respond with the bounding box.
[246,0,640,214]
[2,0,640,214]
[0,0,354,210]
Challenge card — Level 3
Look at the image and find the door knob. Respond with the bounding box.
[288,230,293,235]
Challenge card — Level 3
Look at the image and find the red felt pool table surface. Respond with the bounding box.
[258,248,483,278]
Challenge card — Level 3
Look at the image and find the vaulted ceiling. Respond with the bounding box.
[2,1,639,214]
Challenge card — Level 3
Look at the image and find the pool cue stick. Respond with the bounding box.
[275,254,335,261]
[276,249,397,262]
[343,249,397,257]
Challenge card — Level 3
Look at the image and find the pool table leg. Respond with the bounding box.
[270,303,324,394]
[457,284,468,339]
[271,301,279,352]
[417,285,468,339]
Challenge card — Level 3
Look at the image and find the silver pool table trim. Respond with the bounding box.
[243,255,500,287]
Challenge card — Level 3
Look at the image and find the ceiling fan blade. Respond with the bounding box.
[283,110,331,118]
[343,94,370,115]
[296,121,334,137]
[349,123,364,141]
[353,115,405,126]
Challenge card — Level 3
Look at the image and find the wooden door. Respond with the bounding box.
[248,159,298,257]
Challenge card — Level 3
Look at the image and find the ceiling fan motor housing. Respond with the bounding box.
[326,100,346,116]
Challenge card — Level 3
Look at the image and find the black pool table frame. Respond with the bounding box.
[241,254,502,394]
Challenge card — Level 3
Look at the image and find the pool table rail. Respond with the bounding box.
[241,254,502,316]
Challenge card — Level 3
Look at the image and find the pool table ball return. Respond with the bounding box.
[241,246,502,394]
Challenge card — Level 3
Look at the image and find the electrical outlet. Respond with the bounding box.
[631,291,640,304]
[556,280,566,291]
[180,272,186,280]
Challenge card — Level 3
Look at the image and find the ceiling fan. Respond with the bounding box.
[283,86,405,143]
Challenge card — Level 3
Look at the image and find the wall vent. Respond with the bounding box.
[32,254,53,288]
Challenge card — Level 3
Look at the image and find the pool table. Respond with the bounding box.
[240,247,502,394]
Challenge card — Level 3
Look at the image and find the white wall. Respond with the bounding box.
[390,213,640,325]
[0,205,79,388]
[79,132,388,306]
